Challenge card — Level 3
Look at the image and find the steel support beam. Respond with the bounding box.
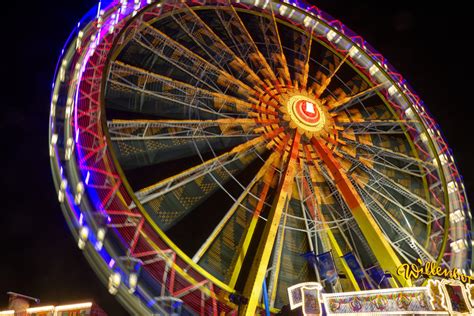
[311,138,411,287]
[239,133,300,315]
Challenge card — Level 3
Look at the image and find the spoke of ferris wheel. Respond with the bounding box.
[364,155,426,178]
[109,61,261,117]
[106,119,266,141]
[134,31,220,94]
[169,2,265,88]
[342,152,444,220]
[134,136,269,206]
[192,151,279,264]
[315,54,349,97]
[362,189,436,264]
[353,198,421,265]
[329,82,389,113]
[318,164,409,288]
[307,155,352,222]
[108,79,238,119]
[335,142,427,179]
[269,3,291,84]
[213,2,279,83]
[317,164,368,253]
[342,152,438,216]
[299,33,313,89]
[227,163,277,288]
[341,137,436,175]
[351,175,418,238]
[136,26,256,100]
[310,137,410,287]
[251,9,290,84]
[300,147,363,290]
[294,174,317,251]
[267,207,289,307]
[337,120,410,135]
[222,136,290,280]
[240,133,300,316]
[363,178,436,225]
[354,181,436,263]
[297,165,346,256]
[295,176,321,283]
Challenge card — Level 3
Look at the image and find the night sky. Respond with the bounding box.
[1,1,473,315]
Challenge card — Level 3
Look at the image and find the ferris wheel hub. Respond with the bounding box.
[281,93,331,137]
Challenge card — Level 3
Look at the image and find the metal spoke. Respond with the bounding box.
[268,3,291,83]
[168,2,265,88]
[314,54,349,97]
[109,61,259,118]
[329,83,388,113]
[133,136,269,206]
[192,151,279,263]
[310,137,410,287]
[353,180,436,263]
[337,120,411,135]
[298,32,313,89]
[301,147,371,290]
[240,133,301,315]
[107,118,261,169]
[341,137,436,176]
[213,3,279,84]
[136,23,256,100]
[228,161,277,288]
[250,6,291,84]
[336,141,425,178]
[340,151,445,220]
[107,119,269,141]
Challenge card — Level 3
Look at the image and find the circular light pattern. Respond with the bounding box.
[282,92,330,137]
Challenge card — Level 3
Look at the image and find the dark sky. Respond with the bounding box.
[1,1,473,315]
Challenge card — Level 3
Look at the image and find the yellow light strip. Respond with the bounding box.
[312,138,410,287]
[26,306,54,313]
[228,155,278,288]
[54,302,93,311]
[240,133,301,315]
[22,302,94,314]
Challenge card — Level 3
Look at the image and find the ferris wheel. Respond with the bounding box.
[49,0,472,314]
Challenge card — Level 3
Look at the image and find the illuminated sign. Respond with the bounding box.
[397,259,474,284]
[287,279,474,315]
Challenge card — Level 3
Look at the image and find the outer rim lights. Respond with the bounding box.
[78,226,89,250]
[95,227,106,251]
[129,272,138,294]
[109,271,122,295]
[75,181,84,205]
[58,179,67,203]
